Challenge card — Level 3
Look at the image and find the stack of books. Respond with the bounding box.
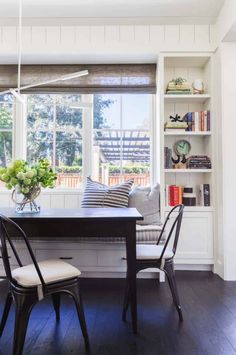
[165,185,183,206]
[187,156,212,169]
[164,147,173,168]
[164,121,188,132]
[183,111,210,131]
[166,80,191,95]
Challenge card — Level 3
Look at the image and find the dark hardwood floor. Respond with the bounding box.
[0,271,236,355]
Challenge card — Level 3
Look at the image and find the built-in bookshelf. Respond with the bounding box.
[158,53,215,265]
[159,54,214,212]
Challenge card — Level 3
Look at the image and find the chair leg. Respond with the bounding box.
[164,260,183,322]
[13,293,36,355]
[122,277,130,322]
[52,293,60,322]
[0,292,13,337]
[70,284,90,350]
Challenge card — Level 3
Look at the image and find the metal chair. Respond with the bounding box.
[0,214,89,355]
[122,204,185,322]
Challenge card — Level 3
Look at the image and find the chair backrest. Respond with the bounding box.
[156,204,184,260]
[0,214,46,287]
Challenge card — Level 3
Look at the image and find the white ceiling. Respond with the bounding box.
[0,0,225,25]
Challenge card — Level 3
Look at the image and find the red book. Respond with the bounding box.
[169,185,179,206]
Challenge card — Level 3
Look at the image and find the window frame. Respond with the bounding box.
[1,93,157,191]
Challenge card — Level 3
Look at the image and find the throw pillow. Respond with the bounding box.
[81,177,133,208]
[128,184,161,225]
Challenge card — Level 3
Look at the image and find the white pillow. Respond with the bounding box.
[128,184,161,225]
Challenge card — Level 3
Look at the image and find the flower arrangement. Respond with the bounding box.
[0,159,57,213]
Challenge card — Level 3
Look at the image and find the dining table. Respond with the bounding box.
[0,207,143,333]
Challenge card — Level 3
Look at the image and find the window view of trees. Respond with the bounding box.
[0,93,152,189]
[0,94,13,168]
[27,94,113,187]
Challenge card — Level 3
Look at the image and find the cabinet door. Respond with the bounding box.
[165,212,213,262]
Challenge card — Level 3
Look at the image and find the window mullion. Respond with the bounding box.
[52,97,57,169]
[82,94,93,186]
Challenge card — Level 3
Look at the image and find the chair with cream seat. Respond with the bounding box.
[0,214,89,355]
[122,204,184,322]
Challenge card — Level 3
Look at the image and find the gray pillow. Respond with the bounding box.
[128,184,161,225]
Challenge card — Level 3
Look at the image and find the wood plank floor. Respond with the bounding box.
[0,271,236,355]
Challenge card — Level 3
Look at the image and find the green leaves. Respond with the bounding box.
[0,159,57,196]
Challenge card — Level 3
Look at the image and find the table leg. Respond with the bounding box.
[125,221,137,333]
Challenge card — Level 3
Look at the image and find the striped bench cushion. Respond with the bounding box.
[81,177,133,208]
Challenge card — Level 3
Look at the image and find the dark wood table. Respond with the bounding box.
[0,207,143,333]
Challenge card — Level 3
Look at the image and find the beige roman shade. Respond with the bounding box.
[0,64,156,94]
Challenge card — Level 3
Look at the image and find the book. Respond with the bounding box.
[164,147,173,169]
[165,128,187,133]
[203,184,210,206]
[207,110,210,131]
[200,111,204,131]
[199,184,210,206]
[166,90,191,95]
[183,112,193,131]
[169,185,180,206]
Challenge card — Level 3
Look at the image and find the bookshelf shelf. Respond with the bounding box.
[164,169,212,173]
[164,94,211,103]
[164,131,211,136]
[165,206,214,212]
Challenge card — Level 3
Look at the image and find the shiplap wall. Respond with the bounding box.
[0,190,83,209]
[0,23,217,208]
[0,24,217,56]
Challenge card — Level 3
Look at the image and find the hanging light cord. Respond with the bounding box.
[17,0,22,95]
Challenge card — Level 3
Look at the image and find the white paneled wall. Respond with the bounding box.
[0,190,83,209]
[0,24,217,59]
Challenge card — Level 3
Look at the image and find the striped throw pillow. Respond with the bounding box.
[81,177,133,208]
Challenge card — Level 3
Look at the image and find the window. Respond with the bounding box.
[24,93,153,188]
[0,94,14,167]
[93,94,151,186]
[27,94,83,188]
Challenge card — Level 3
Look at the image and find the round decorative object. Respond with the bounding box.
[12,186,41,214]
[174,140,191,156]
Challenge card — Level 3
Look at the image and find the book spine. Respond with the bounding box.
[199,184,204,206]
[200,111,204,131]
[204,111,207,132]
[169,185,175,206]
[207,110,210,131]
[192,112,196,132]
[187,112,192,131]
[164,147,168,169]
[178,186,183,204]
[195,112,199,131]
[167,148,172,169]
[203,184,210,206]
[173,186,179,206]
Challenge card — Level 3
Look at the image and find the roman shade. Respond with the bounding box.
[0,64,156,94]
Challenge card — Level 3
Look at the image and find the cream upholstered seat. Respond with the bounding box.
[12,259,81,287]
[136,244,174,260]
